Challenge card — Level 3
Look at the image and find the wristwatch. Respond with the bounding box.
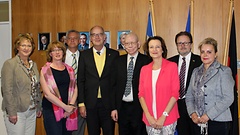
[163,111,169,117]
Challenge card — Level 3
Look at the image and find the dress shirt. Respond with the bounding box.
[122,52,138,102]
[178,52,191,98]
[65,49,80,67]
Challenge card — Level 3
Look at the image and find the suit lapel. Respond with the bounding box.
[203,61,220,84]
[89,48,100,78]
[186,53,199,87]
[16,57,30,78]
[100,48,111,78]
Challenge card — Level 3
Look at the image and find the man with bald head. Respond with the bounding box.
[111,32,151,135]
[77,26,119,135]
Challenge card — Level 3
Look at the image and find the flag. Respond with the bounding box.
[146,12,154,38]
[228,10,239,135]
[185,8,190,32]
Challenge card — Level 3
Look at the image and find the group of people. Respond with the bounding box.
[1,25,235,135]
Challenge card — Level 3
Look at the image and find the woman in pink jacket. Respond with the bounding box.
[139,36,179,135]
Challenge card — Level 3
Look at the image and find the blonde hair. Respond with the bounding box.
[14,33,35,56]
[198,37,218,53]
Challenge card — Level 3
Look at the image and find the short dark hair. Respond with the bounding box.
[175,31,193,44]
[143,36,168,58]
[80,33,88,39]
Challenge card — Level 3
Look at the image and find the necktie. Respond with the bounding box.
[96,51,101,55]
[124,57,134,97]
[179,57,186,98]
[72,54,77,79]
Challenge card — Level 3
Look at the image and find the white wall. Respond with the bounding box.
[0,0,11,134]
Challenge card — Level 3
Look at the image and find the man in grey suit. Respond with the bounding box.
[168,31,202,135]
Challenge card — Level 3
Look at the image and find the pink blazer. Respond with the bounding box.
[139,58,179,126]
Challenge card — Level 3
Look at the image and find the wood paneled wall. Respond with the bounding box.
[12,0,240,135]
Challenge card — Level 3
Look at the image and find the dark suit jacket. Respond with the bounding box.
[39,44,48,50]
[77,47,119,109]
[111,53,151,112]
[168,53,202,91]
[78,43,89,51]
[118,44,124,50]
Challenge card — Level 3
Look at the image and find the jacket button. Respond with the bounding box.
[204,85,207,88]
[205,103,208,105]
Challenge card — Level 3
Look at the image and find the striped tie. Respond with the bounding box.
[124,57,134,97]
[72,54,77,79]
[179,57,186,98]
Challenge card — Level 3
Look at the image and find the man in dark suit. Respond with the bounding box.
[111,32,151,135]
[77,25,119,135]
[39,35,49,50]
[168,31,202,135]
[78,33,89,51]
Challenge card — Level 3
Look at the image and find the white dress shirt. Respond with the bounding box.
[65,49,80,67]
[122,52,139,102]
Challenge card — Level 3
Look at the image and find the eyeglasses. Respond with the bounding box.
[51,48,63,53]
[20,44,32,48]
[124,42,138,46]
[67,37,79,40]
[90,33,104,38]
[177,42,191,46]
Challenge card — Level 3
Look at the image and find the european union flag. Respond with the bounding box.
[185,9,190,33]
[146,12,154,38]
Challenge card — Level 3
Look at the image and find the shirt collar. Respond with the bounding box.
[180,52,191,61]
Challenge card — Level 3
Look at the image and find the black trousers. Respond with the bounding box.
[86,99,114,135]
[176,98,196,135]
[118,101,147,135]
[192,120,231,135]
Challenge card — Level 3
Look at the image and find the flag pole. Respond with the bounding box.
[149,0,157,36]
[223,0,234,66]
[190,0,194,38]
[190,0,194,50]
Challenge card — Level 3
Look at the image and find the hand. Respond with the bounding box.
[146,114,157,128]
[64,105,75,113]
[36,111,42,118]
[9,115,18,125]
[155,115,166,129]
[199,114,209,124]
[111,110,118,122]
[64,111,71,118]
[79,106,87,118]
[191,112,200,124]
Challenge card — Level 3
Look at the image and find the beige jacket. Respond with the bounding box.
[1,56,42,116]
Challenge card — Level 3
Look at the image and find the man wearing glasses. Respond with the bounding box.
[111,32,151,135]
[77,26,119,135]
[168,31,202,135]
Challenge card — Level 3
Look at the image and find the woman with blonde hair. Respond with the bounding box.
[1,33,42,135]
